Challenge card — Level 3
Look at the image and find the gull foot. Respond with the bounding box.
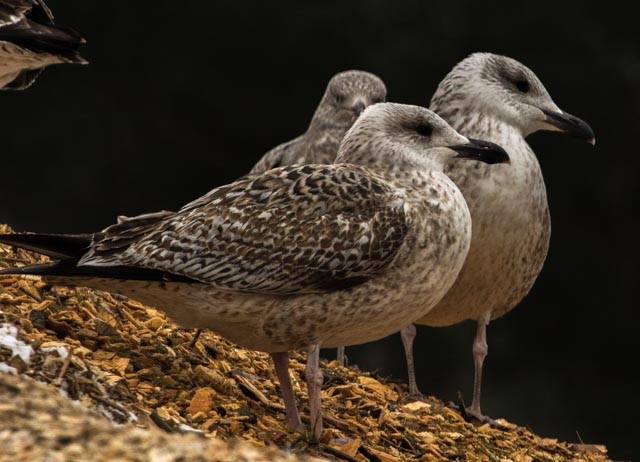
[404,391,428,402]
[448,402,512,431]
[464,408,512,431]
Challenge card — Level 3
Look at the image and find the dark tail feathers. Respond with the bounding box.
[0,259,199,283]
[0,233,92,260]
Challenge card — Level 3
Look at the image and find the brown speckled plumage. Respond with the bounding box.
[23,104,477,353]
[82,165,409,296]
[250,70,386,173]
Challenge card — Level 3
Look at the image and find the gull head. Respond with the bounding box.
[336,103,510,170]
[431,53,595,143]
[316,70,387,126]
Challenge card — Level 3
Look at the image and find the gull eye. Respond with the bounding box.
[514,79,530,93]
[334,93,344,104]
[415,124,432,137]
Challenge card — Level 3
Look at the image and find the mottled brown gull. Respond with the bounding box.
[0,0,86,90]
[250,70,386,173]
[0,103,509,436]
[398,53,595,419]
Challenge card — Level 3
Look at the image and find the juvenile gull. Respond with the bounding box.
[0,103,509,436]
[198,69,386,354]
[0,0,86,90]
[399,53,595,418]
[250,70,386,173]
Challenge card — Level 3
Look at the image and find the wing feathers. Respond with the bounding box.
[0,233,91,259]
[81,165,409,295]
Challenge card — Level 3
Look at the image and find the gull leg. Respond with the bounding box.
[400,324,424,399]
[305,344,323,438]
[190,328,203,348]
[468,312,490,419]
[336,346,346,367]
[271,352,303,431]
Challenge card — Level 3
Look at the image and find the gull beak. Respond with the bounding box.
[352,100,366,116]
[450,138,511,165]
[541,109,596,145]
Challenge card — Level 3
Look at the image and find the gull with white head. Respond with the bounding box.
[0,103,508,437]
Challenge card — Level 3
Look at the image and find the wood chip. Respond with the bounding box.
[0,224,611,462]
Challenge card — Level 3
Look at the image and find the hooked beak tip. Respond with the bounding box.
[542,109,595,145]
[451,138,510,165]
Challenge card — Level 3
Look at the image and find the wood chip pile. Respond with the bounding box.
[0,224,610,461]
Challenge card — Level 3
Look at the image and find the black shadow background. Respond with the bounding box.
[1,1,637,458]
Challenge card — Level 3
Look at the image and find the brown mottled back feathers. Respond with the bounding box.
[91,210,176,255]
[80,164,409,295]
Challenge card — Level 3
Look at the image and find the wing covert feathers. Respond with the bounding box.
[81,165,409,294]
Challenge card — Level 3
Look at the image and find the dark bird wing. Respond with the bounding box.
[250,135,305,173]
[0,210,197,282]
[0,232,91,259]
[0,0,86,69]
[0,0,51,27]
[78,165,409,294]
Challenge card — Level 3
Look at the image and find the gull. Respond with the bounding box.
[0,0,86,90]
[399,53,595,419]
[250,70,386,173]
[194,69,386,354]
[200,69,386,362]
[252,68,386,367]
[0,103,509,437]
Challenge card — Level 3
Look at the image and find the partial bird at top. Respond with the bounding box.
[0,0,86,90]
[250,70,387,173]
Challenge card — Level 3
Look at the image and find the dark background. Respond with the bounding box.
[1,1,637,459]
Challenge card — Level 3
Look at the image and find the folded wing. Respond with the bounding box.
[81,165,409,295]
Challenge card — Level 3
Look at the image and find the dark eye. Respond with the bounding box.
[415,124,432,136]
[514,79,530,93]
[334,93,344,104]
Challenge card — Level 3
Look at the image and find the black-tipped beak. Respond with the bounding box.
[542,109,595,145]
[450,138,511,165]
[352,100,366,116]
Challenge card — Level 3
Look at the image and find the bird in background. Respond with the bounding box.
[0,103,509,437]
[0,0,86,90]
[188,69,386,356]
[250,69,386,173]
[395,53,595,420]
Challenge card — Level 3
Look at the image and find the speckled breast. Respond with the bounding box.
[416,132,551,326]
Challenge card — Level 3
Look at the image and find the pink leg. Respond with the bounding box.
[305,344,323,438]
[468,312,490,417]
[271,352,303,431]
[400,324,423,399]
[336,346,346,367]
